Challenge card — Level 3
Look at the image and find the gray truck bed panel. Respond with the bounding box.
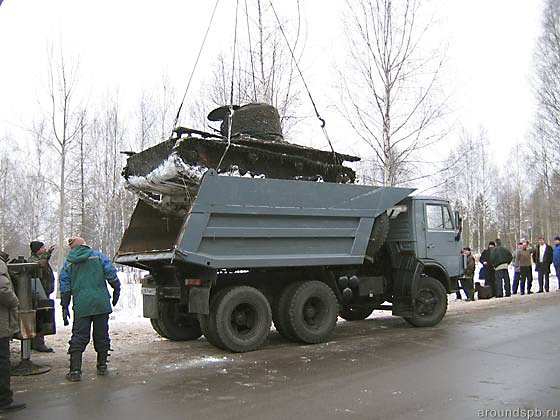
[173,171,414,269]
[115,170,414,269]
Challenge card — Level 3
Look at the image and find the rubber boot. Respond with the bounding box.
[66,352,82,382]
[96,351,108,375]
[31,336,53,353]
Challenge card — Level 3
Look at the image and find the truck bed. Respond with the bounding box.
[115,170,414,270]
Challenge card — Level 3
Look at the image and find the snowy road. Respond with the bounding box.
[8,292,560,420]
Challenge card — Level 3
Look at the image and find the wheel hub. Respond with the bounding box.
[230,304,255,333]
[416,288,437,316]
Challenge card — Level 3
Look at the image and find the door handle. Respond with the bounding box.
[427,244,435,249]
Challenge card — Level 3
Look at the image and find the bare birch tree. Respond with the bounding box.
[338,0,448,186]
[530,0,560,240]
[41,47,82,271]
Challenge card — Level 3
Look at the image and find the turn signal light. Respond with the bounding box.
[186,279,201,286]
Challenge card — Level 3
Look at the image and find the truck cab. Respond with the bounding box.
[387,196,463,293]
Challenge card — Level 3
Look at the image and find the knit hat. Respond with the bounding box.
[30,241,44,254]
[67,237,86,249]
[488,241,496,247]
[554,236,560,242]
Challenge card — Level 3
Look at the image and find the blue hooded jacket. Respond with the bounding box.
[553,243,560,266]
[59,245,118,318]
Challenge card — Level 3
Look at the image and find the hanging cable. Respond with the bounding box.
[217,0,241,172]
[245,0,258,101]
[268,0,339,166]
[171,0,221,133]
[229,0,240,106]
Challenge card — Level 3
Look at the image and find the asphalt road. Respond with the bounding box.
[8,293,560,420]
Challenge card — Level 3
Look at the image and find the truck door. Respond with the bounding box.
[424,203,462,276]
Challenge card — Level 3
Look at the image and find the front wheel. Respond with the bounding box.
[404,277,447,327]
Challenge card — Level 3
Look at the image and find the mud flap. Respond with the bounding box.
[391,254,424,317]
[143,294,159,319]
[188,287,210,315]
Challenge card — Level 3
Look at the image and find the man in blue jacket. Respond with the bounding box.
[59,237,121,382]
[553,236,560,291]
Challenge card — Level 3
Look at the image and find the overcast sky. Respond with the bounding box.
[0,0,545,161]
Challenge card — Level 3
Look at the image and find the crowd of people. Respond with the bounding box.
[0,237,120,414]
[456,236,560,301]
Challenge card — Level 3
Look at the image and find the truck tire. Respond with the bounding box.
[214,286,272,352]
[150,319,169,338]
[272,282,304,341]
[156,302,203,341]
[339,305,375,321]
[286,281,338,344]
[198,287,231,350]
[366,213,390,258]
[404,276,447,327]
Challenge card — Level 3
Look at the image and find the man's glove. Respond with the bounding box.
[108,277,121,306]
[61,292,71,326]
[112,287,120,306]
[62,306,70,326]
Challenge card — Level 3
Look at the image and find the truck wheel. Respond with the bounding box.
[157,302,203,341]
[404,277,447,327]
[150,319,169,338]
[214,286,272,352]
[339,305,375,321]
[365,213,390,258]
[287,281,338,344]
[272,282,304,341]
[199,288,232,350]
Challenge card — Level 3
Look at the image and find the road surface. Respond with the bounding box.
[8,292,560,420]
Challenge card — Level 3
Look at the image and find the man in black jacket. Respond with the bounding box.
[28,240,55,352]
[479,242,496,297]
[489,238,513,297]
[533,237,553,293]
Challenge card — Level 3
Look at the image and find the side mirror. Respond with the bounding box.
[454,211,462,241]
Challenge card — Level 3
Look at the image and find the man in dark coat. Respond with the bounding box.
[0,250,25,413]
[533,237,553,293]
[59,237,120,382]
[457,247,475,301]
[518,241,533,294]
[479,241,496,297]
[29,240,55,352]
[489,238,513,297]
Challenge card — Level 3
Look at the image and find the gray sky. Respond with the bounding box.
[0,0,544,161]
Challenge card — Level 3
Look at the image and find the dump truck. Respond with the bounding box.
[115,103,464,352]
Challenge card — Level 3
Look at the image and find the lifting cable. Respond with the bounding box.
[245,0,258,101]
[171,0,222,134]
[268,0,340,166]
[217,0,241,171]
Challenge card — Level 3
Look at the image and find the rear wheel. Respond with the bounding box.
[156,302,203,341]
[272,282,303,341]
[150,318,168,338]
[286,281,338,344]
[339,305,375,321]
[404,277,447,327]
[199,287,232,350]
[213,286,272,352]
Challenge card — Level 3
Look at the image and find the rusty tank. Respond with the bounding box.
[122,103,360,215]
